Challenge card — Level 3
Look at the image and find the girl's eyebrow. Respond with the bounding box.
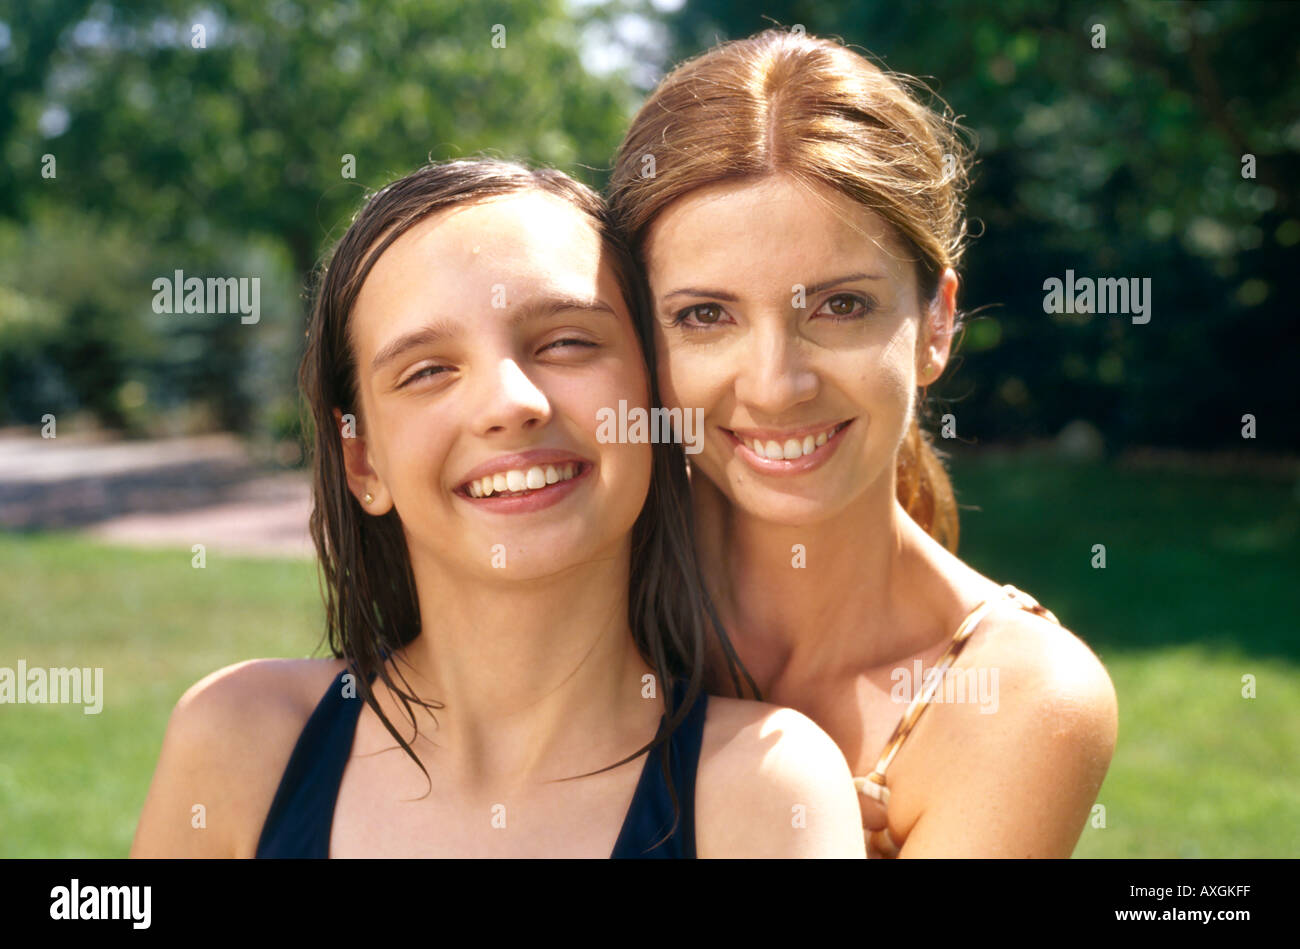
[659,271,885,303]
[369,296,617,375]
[370,320,459,375]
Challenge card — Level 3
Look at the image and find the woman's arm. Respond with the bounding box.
[894,612,1119,857]
[696,699,867,858]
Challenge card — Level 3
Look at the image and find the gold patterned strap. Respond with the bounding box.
[856,584,1060,794]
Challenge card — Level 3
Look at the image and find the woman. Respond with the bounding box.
[608,30,1119,857]
[130,158,865,858]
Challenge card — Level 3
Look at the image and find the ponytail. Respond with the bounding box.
[895,415,958,552]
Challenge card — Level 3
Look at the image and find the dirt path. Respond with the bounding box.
[0,431,313,558]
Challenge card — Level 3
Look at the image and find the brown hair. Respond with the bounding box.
[299,158,754,847]
[608,29,971,550]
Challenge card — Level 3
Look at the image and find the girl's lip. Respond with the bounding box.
[722,420,853,475]
[455,461,593,513]
[454,449,591,494]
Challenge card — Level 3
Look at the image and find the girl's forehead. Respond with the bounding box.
[358,193,606,303]
[399,191,602,263]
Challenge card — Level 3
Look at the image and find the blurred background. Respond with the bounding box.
[0,0,1296,857]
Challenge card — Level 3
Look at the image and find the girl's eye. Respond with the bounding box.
[673,303,728,329]
[399,364,450,387]
[543,337,598,353]
[816,293,873,321]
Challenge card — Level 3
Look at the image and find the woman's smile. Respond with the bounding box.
[721,419,854,475]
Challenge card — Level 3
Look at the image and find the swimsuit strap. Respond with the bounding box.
[854,585,1060,813]
[256,663,371,858]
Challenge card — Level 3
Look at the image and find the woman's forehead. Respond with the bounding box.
[645,175,911,286]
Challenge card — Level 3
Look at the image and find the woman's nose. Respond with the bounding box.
[732,323,819,416]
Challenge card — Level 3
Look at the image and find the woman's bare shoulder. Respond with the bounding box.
[934,564,1116,725]
[131,657,347,858]
[892,593,1118,855]
[693,695,866,857]
[961,592,1117,723]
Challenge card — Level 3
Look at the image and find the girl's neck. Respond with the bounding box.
[383,540,659,790]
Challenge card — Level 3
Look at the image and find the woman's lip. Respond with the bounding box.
[723,420,853,474]
[726,420,852,442]
[456,462,592,512]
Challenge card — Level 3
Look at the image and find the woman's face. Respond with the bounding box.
[340,190,652,580]
[643,174,953,526]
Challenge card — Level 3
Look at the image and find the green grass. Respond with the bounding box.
[948,452,1300,857]
[0,535,325,857]
[1,454,1296,856]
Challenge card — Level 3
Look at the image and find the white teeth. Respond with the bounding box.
[467,463,581,497]
[744,425,841,460]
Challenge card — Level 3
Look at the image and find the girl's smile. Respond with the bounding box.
[454,449,594,513]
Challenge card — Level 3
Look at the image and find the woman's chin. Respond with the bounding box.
[726,487,844,528]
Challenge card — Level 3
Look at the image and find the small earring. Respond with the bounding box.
[363,492,374,505]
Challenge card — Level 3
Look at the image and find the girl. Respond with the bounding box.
[131,158,865,858]
[608,30,1118,858]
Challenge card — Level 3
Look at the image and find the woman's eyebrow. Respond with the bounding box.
[369,297,617,375]
[804,271,886,294]
[659,272,884,303]
[660,286,740,303]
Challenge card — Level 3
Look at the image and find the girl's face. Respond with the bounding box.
[643,174,954,526]
[340,190,652,580]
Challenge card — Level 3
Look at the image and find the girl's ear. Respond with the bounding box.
[333,407,393,514]
[918,268,958,384]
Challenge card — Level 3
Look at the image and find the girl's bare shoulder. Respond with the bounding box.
[693,694,865,857]
[176,656,348,727]
[131,657,347,857]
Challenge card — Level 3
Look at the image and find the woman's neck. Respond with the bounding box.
[693,469,963,679]
[383,539,658,790]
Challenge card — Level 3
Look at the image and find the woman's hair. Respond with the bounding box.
[298,158,755,844]
[608,29,973,550]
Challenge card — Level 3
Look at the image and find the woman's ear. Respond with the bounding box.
[332,407,393,514]
[917,268,958,384]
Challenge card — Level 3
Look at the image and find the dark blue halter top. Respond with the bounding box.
[256,667,709,858]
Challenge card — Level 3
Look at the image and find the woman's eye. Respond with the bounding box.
[816,293,873,321]
[673,303,728,328]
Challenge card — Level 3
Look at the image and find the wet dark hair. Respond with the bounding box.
[298,157,756,848]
